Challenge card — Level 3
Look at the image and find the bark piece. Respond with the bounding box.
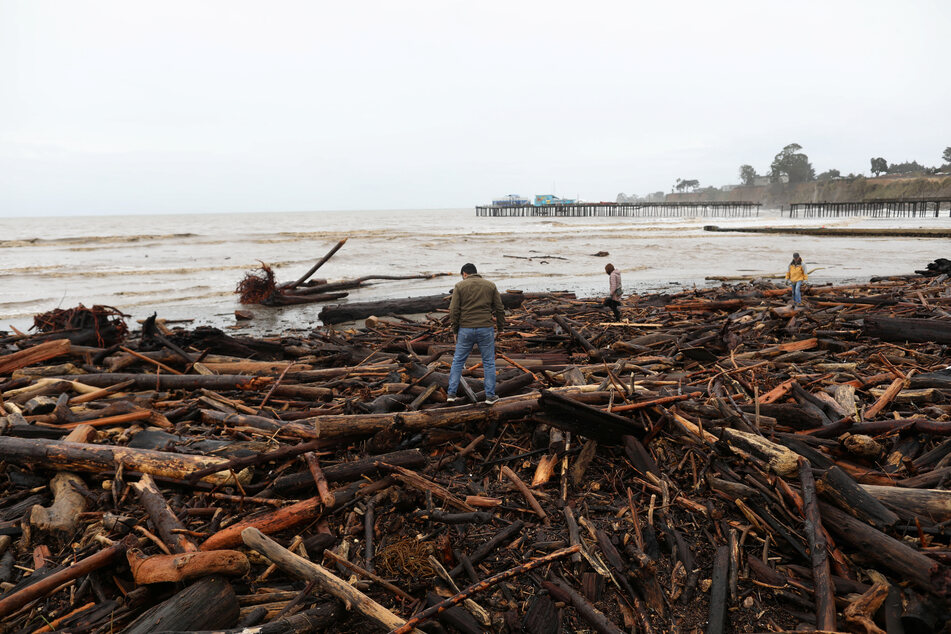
[127,549,249,584]
[0,339,71,375]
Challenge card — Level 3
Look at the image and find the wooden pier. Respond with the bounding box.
[788,197,951,218]
[475,201,760,218]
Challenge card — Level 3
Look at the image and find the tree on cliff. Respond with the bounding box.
[739,165,757,186]
[943,146,951,166]
[770,143,815,184]
[870,157,887,176]
[674,178,699,192]
[817,169,841,181]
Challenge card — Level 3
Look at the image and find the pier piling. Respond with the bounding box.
[787,197,951,218]
[475,202,760,218]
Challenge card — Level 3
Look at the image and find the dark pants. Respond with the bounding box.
[603,297,621,320]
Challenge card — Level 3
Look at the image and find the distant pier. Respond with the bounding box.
[788,197,951,218]
[475,201,760,218]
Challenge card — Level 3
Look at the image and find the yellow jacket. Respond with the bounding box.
[785,264,808,282]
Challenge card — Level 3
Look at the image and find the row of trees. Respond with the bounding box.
[870,148,951,176]
[738,145,951,187]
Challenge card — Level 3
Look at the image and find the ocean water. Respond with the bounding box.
[1,207,949,335]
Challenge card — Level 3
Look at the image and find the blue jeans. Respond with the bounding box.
[448,327,496,398]
[792,281,803,304]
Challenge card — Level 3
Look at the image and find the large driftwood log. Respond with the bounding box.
[820,503,950,596]
[0,437,250,485]
[55,373,274,391]
[121,575,240,634]
[318,292,526,325]
[538,389,645,444]
[800,460,837,632]
[152,604,340,634]
[910,369,951,390]
[241,527,424,633]
[864,316,951,345]
[817,466,899,528]
[860,484,951,522]
[206,393,541,440]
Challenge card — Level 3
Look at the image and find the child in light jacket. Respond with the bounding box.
[604,263,622,320]
[785,252,808,305]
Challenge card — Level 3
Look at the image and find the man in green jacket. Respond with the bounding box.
[447,263,506,403]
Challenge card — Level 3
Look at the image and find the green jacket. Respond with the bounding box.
[449,274,506,332]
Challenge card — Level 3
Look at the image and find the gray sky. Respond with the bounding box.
[1,1,949,217]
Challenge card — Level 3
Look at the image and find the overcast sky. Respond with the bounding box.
[1,1,948,217]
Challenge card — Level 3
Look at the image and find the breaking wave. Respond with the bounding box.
[0,233,199,248]
[0,259,307,279]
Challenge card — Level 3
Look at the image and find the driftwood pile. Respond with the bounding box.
[235,238,449,307]
[2,273,951,633]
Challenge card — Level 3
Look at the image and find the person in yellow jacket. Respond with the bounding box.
[785,252,808,305]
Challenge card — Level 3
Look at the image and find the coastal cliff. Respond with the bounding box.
[667,175,951,207]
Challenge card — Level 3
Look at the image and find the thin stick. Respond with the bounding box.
[304,452,336,507]
[322,550,414,602]
[608,391,702,413]
[259,362,293,409]
[68,379,136,405]
[500,465,548,525]
[281,238,349,289]
[119,346,183,375]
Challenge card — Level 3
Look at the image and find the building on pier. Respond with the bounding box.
[534,194,578,206]
[491,194,531,207]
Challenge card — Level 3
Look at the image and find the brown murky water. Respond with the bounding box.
[2,208,949,334]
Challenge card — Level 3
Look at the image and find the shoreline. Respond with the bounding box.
[704,225,951,237]
[0,271,923,338]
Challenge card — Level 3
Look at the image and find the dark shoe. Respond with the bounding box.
[446,394,459,403]
[485,394,499,404]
